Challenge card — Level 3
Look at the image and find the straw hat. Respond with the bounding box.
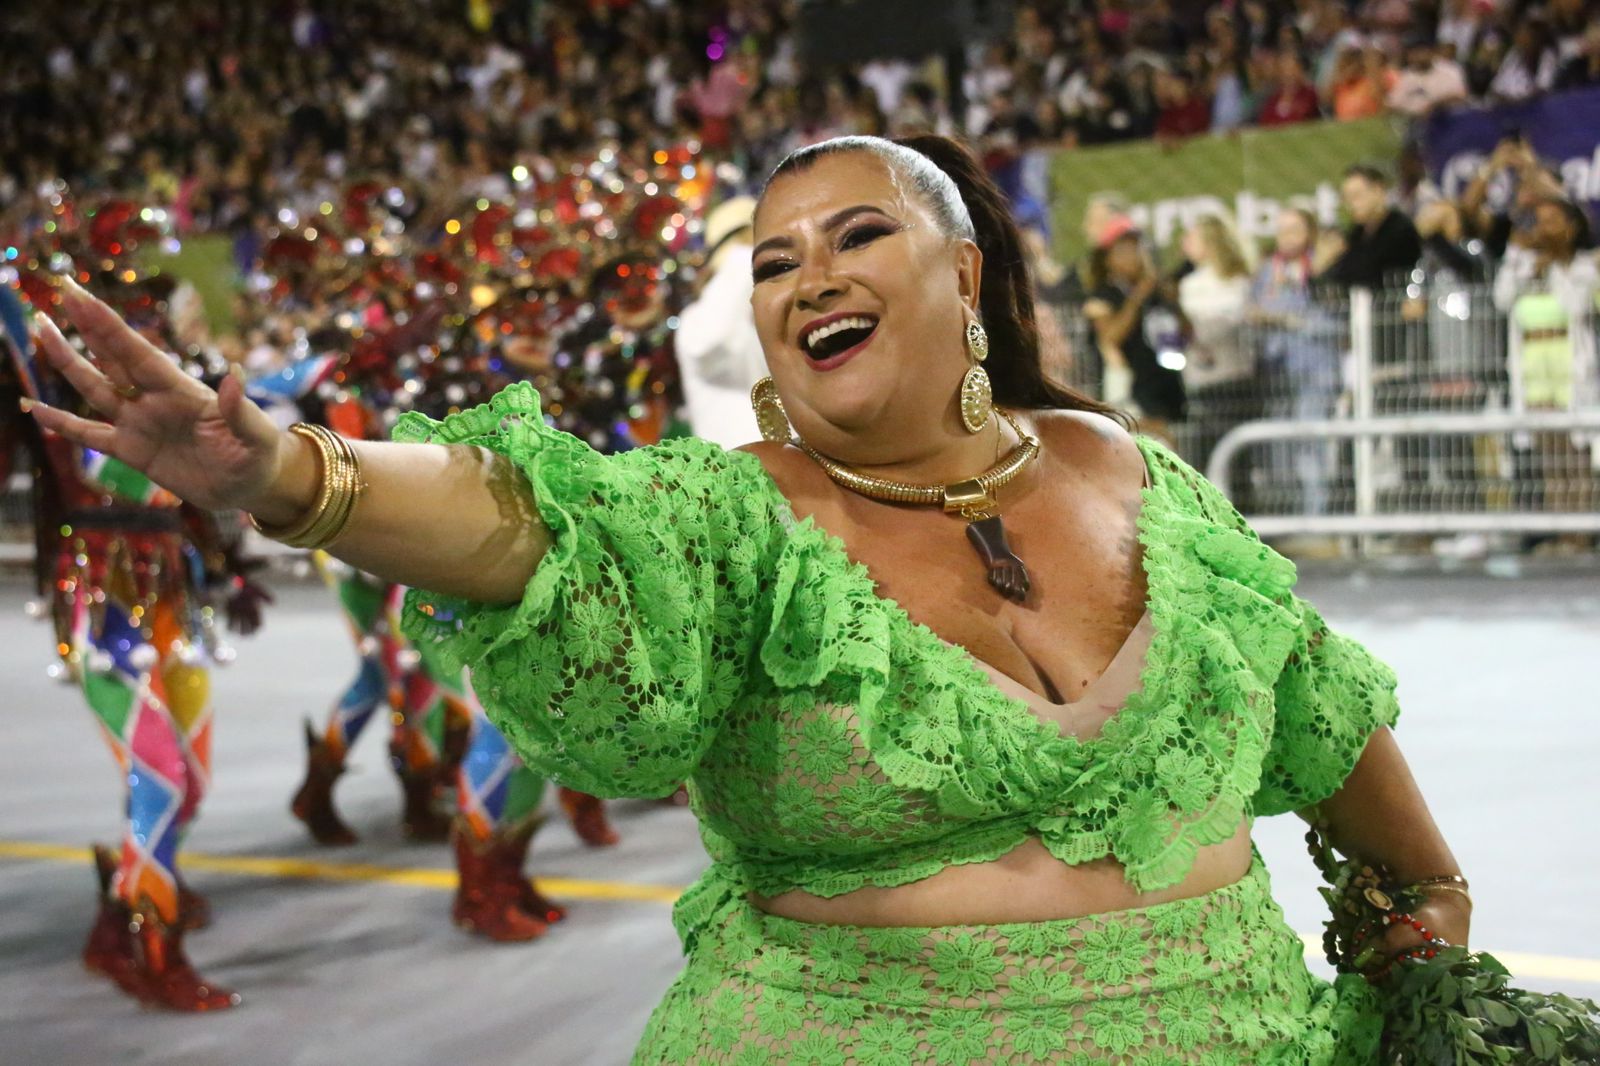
[704,196,756,271]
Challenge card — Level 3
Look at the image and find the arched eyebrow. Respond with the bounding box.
[751,205,898,259]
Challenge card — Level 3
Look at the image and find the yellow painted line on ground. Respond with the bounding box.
[0,840,682,904]
[6,841,1596,983]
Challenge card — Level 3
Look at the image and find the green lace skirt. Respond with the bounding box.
[635,859,1384,1064]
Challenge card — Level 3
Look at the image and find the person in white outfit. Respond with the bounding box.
[674,196,768,450]
[1177,214,1258,483]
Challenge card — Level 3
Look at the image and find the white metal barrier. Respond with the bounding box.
[1039,274,1598,544]
[1205,411,1600,536]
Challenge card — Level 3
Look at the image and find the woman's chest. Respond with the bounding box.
[825,487,1148,706]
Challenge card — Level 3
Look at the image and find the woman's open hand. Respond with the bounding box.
[24,278,293,514]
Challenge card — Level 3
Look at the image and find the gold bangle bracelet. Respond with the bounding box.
[1413,882,1473,903]
[248,424,366,550]
[317,431,364,549]
[302,429,363,549]
[249,425,335,545]
[1409,874,1470,891]
[295,430,353,547]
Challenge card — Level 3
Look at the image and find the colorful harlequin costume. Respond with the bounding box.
[243,240,624,942]
[249,145,715,939]
[250,362,609,943]
[3,276,269,1012]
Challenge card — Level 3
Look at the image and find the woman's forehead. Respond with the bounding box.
[754,154,914,235]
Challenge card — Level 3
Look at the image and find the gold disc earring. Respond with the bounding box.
[959,320,993,434]
[751,377,793,443]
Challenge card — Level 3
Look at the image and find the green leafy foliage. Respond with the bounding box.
[1308,824,1600,1063]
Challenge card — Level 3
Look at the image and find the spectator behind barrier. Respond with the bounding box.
[1249,207,1343,520]
[1318,164,1424,290]
[1083,221,1188,444]
[1177,215,1260,502]
[1491,194,1598,550]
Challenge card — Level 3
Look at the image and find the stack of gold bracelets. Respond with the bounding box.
[1408,873,1472,905]
[247,423,366,550]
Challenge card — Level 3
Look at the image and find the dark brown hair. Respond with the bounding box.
[762,134,1124,421]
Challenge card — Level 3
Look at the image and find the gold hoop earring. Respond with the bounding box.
[751,377,792,443]
[959,320,992,434]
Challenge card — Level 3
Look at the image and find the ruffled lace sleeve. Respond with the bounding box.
[394,382,783,799]
[1254,596,1400,816]
[1173,447,1401,819]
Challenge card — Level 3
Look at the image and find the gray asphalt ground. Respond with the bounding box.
[2,564,1598,1065]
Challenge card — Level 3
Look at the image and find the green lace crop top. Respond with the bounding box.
[398,383,1400,947]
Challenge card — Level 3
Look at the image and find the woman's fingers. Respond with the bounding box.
[20,398,120,454]
[216,365,278,451]
[34,312,125,417]
[56,277,191,392]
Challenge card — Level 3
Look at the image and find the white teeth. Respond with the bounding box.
[804,315,877,353]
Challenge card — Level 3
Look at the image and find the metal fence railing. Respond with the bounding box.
[1043,275,1598,546]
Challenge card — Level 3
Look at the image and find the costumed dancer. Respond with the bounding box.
[245,290,580,943]
[394,144,712,926]
[254,165,694,936]
[5,199,271,1011]
[236,215,511,854]
[266,358,463,847]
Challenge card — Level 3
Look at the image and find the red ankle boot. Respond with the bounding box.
[82,845,133,979]
[451,822,550,942]
[397,766,451,842]
[176,879,211,932]
[392,735,450,842]
[290,721,358,846]
[558,787,620,848]
[113,905,241,1011]
[496,819,567,925]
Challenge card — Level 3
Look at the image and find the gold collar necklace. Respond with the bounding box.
[794,411,1040,602]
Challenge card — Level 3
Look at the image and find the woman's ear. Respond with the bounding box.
[956,238,983,313]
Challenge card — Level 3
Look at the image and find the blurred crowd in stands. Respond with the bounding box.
[1,0,1596,543]
[6,0,1600,211]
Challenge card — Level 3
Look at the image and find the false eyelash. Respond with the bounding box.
[751,222,899,283]
[839,223,893,250]
[752,259,793,283]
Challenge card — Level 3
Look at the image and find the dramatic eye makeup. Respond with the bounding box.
[838,221,895,250]
[752,257,794,283]
[751,205,903,284]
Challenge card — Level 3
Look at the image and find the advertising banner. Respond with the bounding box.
[1423,86,1600,222]
[1048,116,1402,263]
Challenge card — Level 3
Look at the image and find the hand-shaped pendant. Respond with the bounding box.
[943,479,1030,603]
[966,515,1030,602]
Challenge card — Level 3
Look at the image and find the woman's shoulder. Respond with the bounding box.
[1032,410,1236,516]
[610,435,787,508]
[735,440,837,513]
[1027,407,1149,496]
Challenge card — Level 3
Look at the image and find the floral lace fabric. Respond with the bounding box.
[398,384,1401,1059]
[637,860,1382,1065]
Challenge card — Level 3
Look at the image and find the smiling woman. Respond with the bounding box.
[25,135,1488,1063]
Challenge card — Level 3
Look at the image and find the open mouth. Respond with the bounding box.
[802,314,879,366]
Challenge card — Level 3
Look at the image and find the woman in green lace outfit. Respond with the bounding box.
[29,135,1470,1064]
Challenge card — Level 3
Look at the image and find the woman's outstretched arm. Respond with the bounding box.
[26,278,546,603]
[266,433,547,601]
